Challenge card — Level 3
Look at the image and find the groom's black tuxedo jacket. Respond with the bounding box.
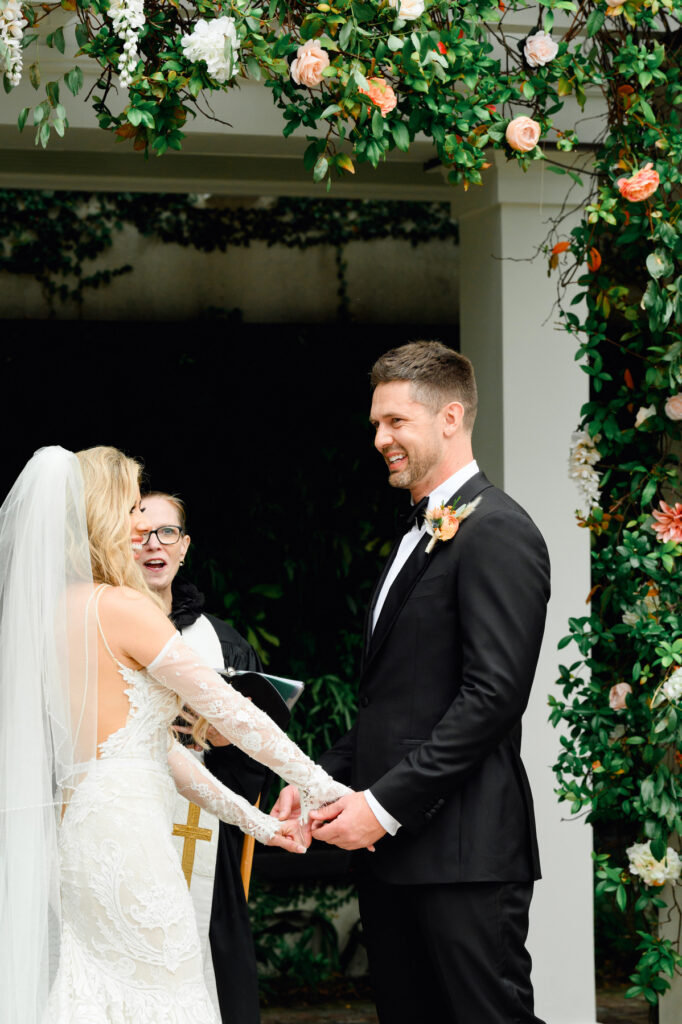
[321,471,550,886]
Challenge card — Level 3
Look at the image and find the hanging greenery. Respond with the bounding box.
[0,190,456,307]
[0,0,662,185]
[543,6,682,1004]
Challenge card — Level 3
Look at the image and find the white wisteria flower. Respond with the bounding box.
[388,0,426,20]
[181,17,240,84]
[627,841,681,887]
[108,0,145,88]
[0,0,28,88]
[568,430,602,515]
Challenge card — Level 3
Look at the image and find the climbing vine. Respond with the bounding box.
[0,190,456,312]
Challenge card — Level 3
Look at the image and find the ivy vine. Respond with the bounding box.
[0,190,457,315]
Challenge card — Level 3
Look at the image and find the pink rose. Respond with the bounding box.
[505,116,541,153]
[360,78,398,117]
[290,39,330,88]
[609,682,632,711]
[523,31,559,68]
[617,163,660,202]
[664,394,682,421]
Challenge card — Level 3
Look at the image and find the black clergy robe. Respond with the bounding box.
[171,577,269,1024]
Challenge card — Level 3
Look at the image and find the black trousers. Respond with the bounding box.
[358,878,545,1024]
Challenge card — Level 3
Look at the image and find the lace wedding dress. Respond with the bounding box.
[47,597,348,1023]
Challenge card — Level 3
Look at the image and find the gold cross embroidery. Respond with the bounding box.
[172,802,213,889]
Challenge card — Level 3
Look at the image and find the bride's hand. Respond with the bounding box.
[267,818,310,855]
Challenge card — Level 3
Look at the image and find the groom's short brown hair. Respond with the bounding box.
[370,341,478,432]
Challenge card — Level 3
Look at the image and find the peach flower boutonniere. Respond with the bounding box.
[424,496,482,554]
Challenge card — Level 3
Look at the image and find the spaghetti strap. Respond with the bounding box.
[94,584,125,669]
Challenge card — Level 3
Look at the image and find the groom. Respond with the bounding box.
[275,341,550,1023]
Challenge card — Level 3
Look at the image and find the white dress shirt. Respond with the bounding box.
[365,460,480,835]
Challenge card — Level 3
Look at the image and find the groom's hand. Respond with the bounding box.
[271,783,300,821]
[309,792,386,851]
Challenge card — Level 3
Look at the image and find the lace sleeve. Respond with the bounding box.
[167,740,279,844]
[149,634,350,819]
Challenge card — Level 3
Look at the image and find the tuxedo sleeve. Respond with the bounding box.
[369,508,550,832]
[319,720,358,787]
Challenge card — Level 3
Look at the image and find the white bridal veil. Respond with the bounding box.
[0,446,97,1024]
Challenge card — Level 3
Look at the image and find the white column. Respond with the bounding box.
[456,152,597,1024]
[660,884,682,1023]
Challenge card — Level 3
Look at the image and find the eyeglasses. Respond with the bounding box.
[140,526,184,546]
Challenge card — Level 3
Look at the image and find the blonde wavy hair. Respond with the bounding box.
[75,446,162,608]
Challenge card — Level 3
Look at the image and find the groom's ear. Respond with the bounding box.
[441,401,466,437]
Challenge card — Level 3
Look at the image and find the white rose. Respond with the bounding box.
[627,841,682,886]
[662,667,682,703]
[634,404,656,428]
[388,0,426,20]
[181,17,240,84]
[523,31,559,68]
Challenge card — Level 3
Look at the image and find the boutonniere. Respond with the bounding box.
[424,496,482,554]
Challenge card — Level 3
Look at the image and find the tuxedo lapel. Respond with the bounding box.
[364,472,494,670]
[363,537,403,656]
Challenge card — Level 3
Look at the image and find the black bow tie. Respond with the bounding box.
[397,496,429,537]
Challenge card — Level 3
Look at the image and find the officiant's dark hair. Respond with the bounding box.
[370,341,478,431]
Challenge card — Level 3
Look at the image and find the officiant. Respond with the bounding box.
[138,491,267,1024]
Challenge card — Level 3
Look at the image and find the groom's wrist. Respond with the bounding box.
[365,789,401,835]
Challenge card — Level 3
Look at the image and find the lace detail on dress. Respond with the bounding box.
[168,741,279,844]
[148,634,350,820]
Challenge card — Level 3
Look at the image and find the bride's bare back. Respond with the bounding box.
[93,585,176,752]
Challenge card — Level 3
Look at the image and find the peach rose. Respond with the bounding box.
[523,31,559,68]
[437,516,460,542]
[360,78,398,118]
[505,116,541,153]
[617,163,660,202]
[664,394,682,421]
[290,39,330,88]
[609,682,632,711]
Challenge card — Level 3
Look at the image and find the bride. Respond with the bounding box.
[0,445,349,1024]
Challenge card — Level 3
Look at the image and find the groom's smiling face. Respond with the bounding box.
[370,381,444,498]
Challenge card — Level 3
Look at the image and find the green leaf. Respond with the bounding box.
[371,108,384,139]
[616,885,627,913]
[46,80,60,107]
[245,56,261,82]
[585,9,604,36]
[313,155,328,182]
[647,249,674,280]
[387,35,402,52]
[320,104,341,119]
[54,26,65,54]
[29,62,40,90]
[38,120,50,149]
[75,23,89,49]
[64,66,83,96]
[127,107,142,126]
[392,121,409,152]
[17,106,29,132]
[639,98,656,125]
[650,838,666,862]
[339,20,353,50]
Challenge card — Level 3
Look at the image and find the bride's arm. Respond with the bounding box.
[103,588,350,818]
[167,740,304,851]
